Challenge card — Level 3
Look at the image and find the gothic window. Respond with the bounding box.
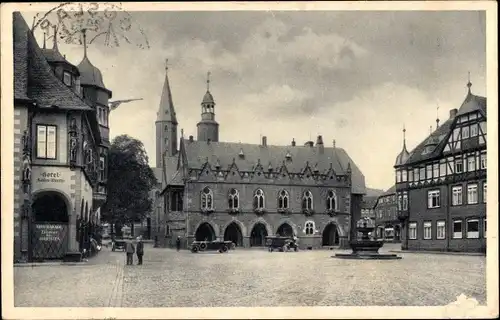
[278,190,289,209]
[253,189,265,209]
[201,187,213,210]
[305,221,315,235]
[228,188,239,210]
[302,190,313,210]
[326,190,337,211]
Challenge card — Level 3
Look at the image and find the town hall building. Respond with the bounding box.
[151,64,367,250]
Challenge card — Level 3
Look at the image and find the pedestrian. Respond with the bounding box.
[125,239,135,265]
[176,236,181,252]
[136,236,144,265]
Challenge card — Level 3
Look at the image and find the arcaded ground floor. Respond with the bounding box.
[13,242,486,307]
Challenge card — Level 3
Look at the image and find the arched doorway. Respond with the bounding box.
[276,223,293,237]
[250,223,268,247]
[322,223,339,246]
[195,222,216,241]
[31,191,70,260]
[224,222,243,247]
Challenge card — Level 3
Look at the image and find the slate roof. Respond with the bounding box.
[156,68,178,124]
[13,12,93,112]
[13,12,30,100]
[400,89,487,167]
[78,55,106,88]
[456,92,487,116]
[362,196,378,208]
[180,139,366,194]
[202,90,215,104]
[400,117,454,166]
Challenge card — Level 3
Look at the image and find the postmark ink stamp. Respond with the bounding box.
[32,2,150,49]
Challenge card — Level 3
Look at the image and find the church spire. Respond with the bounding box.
[156,59,178,124]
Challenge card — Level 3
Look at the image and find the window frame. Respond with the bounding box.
[36,124,57,160]
[452,219,463,239]
[467,156,476,172]
[200,187,214,210]
[455,158,463,174]
[253,189,265,209]
[466,218,479,239]
[451,185,463,206]
[427,189,441,209]
[423,221,432,240]
[228,188,240,210]
[483,182,487,203]
[467,183,478,204]
[305,221,315,235]
[302,190,314,210]
[408,222,417,240]
[63,71,72,87]
[436,220,446,240]
[480,152,486,169]
[326,190,337,211]
[278,190,290,209]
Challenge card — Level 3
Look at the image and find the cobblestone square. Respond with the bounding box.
[14,244,486,307]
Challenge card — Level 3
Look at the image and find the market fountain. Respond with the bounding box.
[334,217,402,260]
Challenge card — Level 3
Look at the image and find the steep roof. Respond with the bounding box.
[13,12,30,101]
[362,196,378,208]
[78,55,106,88]
[456,92,487,116]
[13,12,93,112]
[202,90,215,104]
[181,139,366,194]
[400,117,454,166]
[156,68,178,124]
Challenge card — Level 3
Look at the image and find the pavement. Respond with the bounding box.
[14,243,486,307]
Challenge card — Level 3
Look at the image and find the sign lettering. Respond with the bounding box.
[36,171,65,183]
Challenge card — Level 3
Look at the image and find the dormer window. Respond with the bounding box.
[285,151,292,160]
[238,148,244,158]
[63,71,72,87]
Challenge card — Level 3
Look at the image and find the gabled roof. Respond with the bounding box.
[156,68,178,124]
[401,117,454,166]
[13,12,93,112]
[362,196,378,208]
[180,139,366,194]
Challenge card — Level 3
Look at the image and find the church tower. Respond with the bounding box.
[155,60,178,168]
[196,72,219,142]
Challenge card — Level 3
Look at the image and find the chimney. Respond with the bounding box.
[304,141,314,147]
[262,136,267,147]
[316,135,324,146]
[291,138,296,147]
[189,135,194,142]
[316,135,324,153]
[449,108,458,119]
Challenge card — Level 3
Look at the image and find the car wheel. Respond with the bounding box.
[191,246,199,253]
[221,245,228,253]
[200,242,207,250]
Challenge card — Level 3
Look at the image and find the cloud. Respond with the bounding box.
[21,10,486,190]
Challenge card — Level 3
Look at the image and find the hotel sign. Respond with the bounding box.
[36,171,65,183]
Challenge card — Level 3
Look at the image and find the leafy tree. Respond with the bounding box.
[101,135,157,237]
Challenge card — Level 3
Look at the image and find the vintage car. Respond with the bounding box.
[266,236,299,252]
[190,240,235,253]
[111,238,127,251]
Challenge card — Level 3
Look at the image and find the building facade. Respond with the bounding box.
[151,66,367,250]
[395,82,487,253]
[13,13,111,261]
[373,186,401,242]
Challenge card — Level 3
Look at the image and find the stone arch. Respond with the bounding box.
[223,221,244,247]
[275,219,298,237]
[322,220,348,247]
[193,220,220,240]
[32,190,71,223]
[222,218,247,237]
[32,189,73,216]
[247,217,273,236]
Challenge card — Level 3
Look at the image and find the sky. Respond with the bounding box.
[22,9,486,191]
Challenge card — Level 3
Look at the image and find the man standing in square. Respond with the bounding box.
[136,236,144,265]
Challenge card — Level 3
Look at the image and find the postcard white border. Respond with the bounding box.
[1,1,498,319]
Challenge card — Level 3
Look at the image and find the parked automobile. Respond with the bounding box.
[190,240,234,253]
[111,238,127,251]
[266,236,299,252]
